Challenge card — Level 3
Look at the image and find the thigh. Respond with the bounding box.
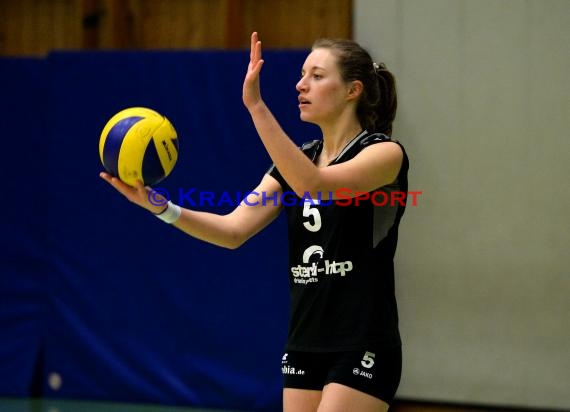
[283,388,322,412]
[282,351,328,412]
[318,383,389,412]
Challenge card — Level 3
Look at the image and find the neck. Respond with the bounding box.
[320,119,364,161]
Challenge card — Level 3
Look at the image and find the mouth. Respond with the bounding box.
[298,97,311,107]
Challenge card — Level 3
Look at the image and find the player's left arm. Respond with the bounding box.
[316,142,403,195]
[246,90,403,197]
[277,141,403,198]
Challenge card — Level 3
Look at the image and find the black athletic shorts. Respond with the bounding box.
[281,345,402,405]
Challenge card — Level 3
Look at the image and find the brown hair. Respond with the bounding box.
[312,39,397,136]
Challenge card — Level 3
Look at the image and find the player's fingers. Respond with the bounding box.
[250,32,256,60]
[256,39,262,61]
[255,59,264,74]
[99,171,112,181]
[103,174,134,196]
[134,179,146,192]
[100,172,124,190]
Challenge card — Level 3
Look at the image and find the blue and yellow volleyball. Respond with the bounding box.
[99,107,179,186]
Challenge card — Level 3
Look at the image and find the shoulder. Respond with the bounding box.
[360,133,407,161]
[360,132,392,146]
[355,133,409,178]
[298,139,322,162]
[360,133,403,150]
[300,139,321,153]
[341,132,404,158]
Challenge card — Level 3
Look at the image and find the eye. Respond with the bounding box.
[313,74,323,80]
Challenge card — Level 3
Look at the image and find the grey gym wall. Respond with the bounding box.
[354,0,570,410]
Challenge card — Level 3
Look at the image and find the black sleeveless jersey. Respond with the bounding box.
[269,131,409,352]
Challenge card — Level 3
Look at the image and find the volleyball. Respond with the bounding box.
[99,107,179,186]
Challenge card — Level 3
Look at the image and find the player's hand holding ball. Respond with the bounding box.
[99,107,178,215]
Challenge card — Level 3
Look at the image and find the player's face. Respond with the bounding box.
[296,48,352,126]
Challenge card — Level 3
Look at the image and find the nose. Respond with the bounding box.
[296,76,308,93]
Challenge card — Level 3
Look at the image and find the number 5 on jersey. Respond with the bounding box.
[302,199,321,232]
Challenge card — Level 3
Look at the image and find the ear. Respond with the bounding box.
[347,80,364,101]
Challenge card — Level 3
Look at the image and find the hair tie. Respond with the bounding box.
[373,62,380,71]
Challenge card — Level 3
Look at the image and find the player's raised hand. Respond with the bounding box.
[243,32,264,110]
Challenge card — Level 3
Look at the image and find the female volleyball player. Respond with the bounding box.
[101,32,408,412]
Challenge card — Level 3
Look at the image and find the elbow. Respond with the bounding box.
[290,177,322,199]
[291,183,322,200]
[221,230,248,250]
[222,239,244,250]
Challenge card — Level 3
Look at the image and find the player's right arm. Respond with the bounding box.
[100,172,283,249]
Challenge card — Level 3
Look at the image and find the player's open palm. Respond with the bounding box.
[243,32,264,110]
[99,172,166,214]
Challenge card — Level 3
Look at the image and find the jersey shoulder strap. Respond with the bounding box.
[267,139,322,189]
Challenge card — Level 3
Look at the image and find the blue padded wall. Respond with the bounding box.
[0,58,50,397]
[0,50,319,411]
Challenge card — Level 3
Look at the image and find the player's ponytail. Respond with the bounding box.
[372,62,397,136]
